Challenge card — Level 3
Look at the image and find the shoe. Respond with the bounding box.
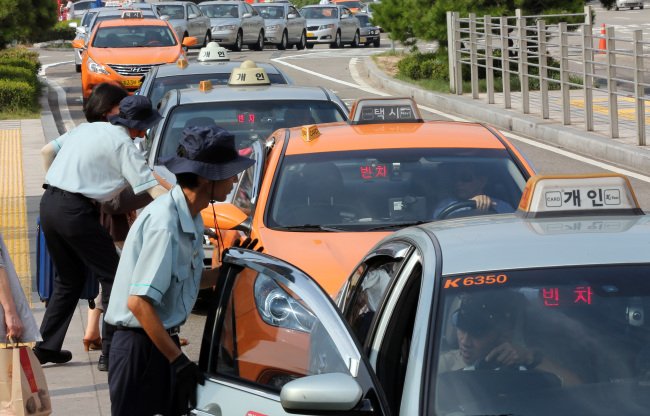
[180,337,189,347]
[98,354,108,372]
[82,337,102,351]
[33,348,72,365]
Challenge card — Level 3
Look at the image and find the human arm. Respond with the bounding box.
[127,295,182,361]
[200,237,263,289]
[40,142,57,172]
[0,262,24,340]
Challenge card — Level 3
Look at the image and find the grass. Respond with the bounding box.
[0,109,41,120]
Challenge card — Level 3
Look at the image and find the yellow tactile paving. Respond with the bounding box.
[0,128,31,294]
[571,97,650,123]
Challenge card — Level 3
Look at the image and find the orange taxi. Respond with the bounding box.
[331,0,366,13]
[72,10,197,100]
[202,98,535,385]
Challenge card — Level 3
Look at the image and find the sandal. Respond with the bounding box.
[83,337,102,351]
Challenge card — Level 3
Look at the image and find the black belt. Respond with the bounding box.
[116,325,180,336]
[43,184,90,200]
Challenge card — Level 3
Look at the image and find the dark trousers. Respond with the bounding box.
[109,329,179,416]
[37,187,119,357]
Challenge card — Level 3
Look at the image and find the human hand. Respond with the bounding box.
[470,195,495,211]
[4,311,24,340]
[170,353,205,415]
[485,342,534,368]
[232,237,264,253]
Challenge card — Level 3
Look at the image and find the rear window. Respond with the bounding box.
[432,264,650,416]
[92,25,177,48]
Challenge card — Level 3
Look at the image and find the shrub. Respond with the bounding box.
[0,80,37,112]
[397,51,450,81]
[0,65,38,85]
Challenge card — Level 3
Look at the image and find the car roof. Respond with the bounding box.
[282,121,511,156]
[98,17,170,28]
[410,213,650,275]
[152,60,285,78]
[168,84,339,105]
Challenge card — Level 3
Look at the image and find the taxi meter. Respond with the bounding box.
[348,97,423,125]
[198,42,230,62]
[517,174,643,218]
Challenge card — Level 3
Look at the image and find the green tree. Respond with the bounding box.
[0,0,57,48]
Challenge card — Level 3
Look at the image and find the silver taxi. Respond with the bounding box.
[252,2,306,50]
[300,4,361,48]
[193,173,650,416]
[199,1,265,52]
[154,1,212,46]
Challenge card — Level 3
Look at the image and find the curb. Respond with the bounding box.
[359,56,650,176]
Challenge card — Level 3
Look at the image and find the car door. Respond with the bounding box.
[287,5,304,42]
[340,7,355,41]
[194,248,391,416]
[188,3,208,39]
[239,3,252,44]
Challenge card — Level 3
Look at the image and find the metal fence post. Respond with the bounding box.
[454,12,463,95]
[469,13,479,99]
[633,29,646,145]
[606,26,619,138]
[500,16,511,109]
[582,23,594,132]
[559,22,571,125]
[516,9,529,113]
[447,12,457,93]
[584,5,592,25]
[485,15,494,104]
[537,19,549,119]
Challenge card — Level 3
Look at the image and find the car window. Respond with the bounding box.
[356,14,372,27]
[157,100,346,163]
[302,7,338,19]
[210,265,350,391]
[81,11,96,27]
[200,3,237,18]
[267,149,527,230]
[289,6,299,16]
[256,6,284,19]
[156,4,184,19]
[432,264,650,416]
[92,25,177,48]
[232,156,258,215]
[189,4,201,16]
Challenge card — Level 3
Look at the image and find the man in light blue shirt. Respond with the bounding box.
[105,125,255,416]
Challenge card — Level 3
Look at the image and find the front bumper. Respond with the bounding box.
[211,29,238,45]
[306,27,336,44]
[360,30,380,44]
[264,28,282,44]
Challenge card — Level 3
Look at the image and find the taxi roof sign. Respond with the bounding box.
[176,57,189,69]
[198,42,230,62]
[301,125,321,142]
[349,97,423,125]
[121,9,143,18]
[228,60,270,86]
[518,174,643,218]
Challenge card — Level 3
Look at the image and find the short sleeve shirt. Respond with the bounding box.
[45,122,157,202]
[105,185,205,329]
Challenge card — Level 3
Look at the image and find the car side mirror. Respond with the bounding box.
[201,203,250,232]
[188,13,198,19]
[341,13,350,19]
[287,13,297,19]
[242,12,252,18]
[71,39,85,49]
[182,36,198,47]
[280,373,363,412]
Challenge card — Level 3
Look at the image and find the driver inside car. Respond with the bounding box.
[438,291,581,385]
[433,164,513,218]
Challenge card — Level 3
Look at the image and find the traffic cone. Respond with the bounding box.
[598,24,606,53]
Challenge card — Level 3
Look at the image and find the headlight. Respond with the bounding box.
[87,56,109,75]
[318,24,336,30]
[266,24,280,31]
[214,25,237,31]
[254,274,316,332]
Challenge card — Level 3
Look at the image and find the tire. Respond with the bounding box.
[351,31,360,48]
[296,31,306,50]
[373,37,380,48]
[278,31,287,50]
[231,30,243,51]
[251,30,264,51]
[305,42,314,49]
[329,31,342,48]
[203,31,211,47]
[75,63,81,73]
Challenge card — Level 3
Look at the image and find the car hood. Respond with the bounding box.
[264,18,284,25]
[305,18,338,26]
[88,46,181,65]
[208,17,240,26]
[257,228,390,296]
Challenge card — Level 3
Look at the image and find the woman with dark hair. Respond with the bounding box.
[83,82,129,122]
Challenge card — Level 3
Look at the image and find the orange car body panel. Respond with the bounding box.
[80,18,185,98]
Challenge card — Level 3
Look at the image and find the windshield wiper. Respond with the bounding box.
[275,224,345,232]
[366,220,428,231]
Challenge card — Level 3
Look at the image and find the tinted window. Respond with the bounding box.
[433,265,650,415]
[155,5,184,19]
[200,3,238,18]
[301,7,338,19]
[266,149,527,230]
[93,25,177,48]
[356,14,372,27]
[254,6,284,19]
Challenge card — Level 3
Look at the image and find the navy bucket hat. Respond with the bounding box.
[161,125,254,181]
[108,95,162,131]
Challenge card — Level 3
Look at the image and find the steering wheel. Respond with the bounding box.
[436,200,478,219]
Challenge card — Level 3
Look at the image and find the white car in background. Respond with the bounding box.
[154,1,212,46]
[300,4,361,49]
[252,2,306,50]
[199,1,265,52]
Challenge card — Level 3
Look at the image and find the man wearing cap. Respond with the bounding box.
[34,95,168,368]
[105,125,255,416]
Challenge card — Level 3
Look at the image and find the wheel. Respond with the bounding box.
[75,63,81,73]
[231,30,243,51]
[278,30,287,50]
[296,31,306,50]
[351,31,360,48]
[305,42,314,49]
[373,37,380,47]
[251,30,264,51]
[203,31,211,47]
[329,31,342,48]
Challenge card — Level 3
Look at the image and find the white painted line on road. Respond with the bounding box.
[40,60,77,133]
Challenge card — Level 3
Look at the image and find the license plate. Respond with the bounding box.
[307,32,314,37]
[121,79,141,88]
[360,37,367,43]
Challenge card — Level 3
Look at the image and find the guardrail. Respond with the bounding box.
[447,7,650,145]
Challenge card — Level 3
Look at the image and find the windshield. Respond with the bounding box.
[155,100,346,162]
[148,72,288,107]
[200,4,238,18]
[266,149,526,230]
[301,7,338,19]
[433,264,650,415]
[253,6,284,19]
[356,14,372,27]
[92,25,177,47]
[155,4,184,19]
[91,12,158,30]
